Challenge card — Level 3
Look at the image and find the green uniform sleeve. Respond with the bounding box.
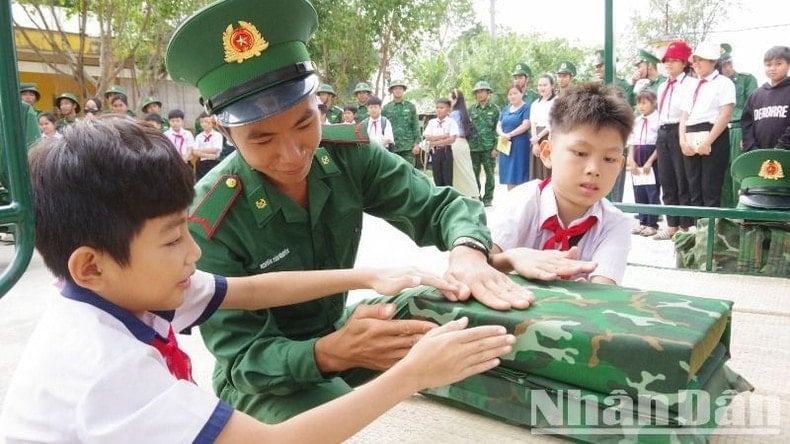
[410,103,422,146]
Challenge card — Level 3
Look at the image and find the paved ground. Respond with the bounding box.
[1,181,788,443]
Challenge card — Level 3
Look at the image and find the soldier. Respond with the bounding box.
[593,50,635,106]
[352,81,372,121]
[719,43,759,207]
[381,79,422,165]
[104,85,136,117]
[165,0,557,425]
[630,48,666,96]
[54,93,80,132]
[511,62,539,106]
[469,80,500,206]
[316,84,343,124]
[731,148,790,209]
[555,61,577,97]
[19,83,42,115]
[140,95,169,131]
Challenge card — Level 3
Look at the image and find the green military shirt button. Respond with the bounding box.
[226,177,238,188]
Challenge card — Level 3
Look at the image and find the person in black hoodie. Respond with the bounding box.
[741,46,790,150]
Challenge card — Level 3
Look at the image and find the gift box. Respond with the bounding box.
[405,277,752,441]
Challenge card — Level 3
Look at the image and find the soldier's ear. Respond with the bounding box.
[540,139,553,168]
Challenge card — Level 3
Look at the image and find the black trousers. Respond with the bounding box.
[656,124,695,228]
[683,122,730,208]
[432,146,453,187]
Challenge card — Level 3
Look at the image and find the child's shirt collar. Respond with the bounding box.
[538,180,603,229]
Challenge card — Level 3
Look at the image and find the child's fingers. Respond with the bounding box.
[424,316,469,338]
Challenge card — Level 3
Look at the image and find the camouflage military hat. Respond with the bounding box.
[166,0,319,127]
[555,60,577,76]
[104,85,128,99]
[19,82,40,101]
[511,62,532,77]
[635,48,660,66]
[316,83,337,96]
[472,80,493,93]
[55,92,81,113]
[387,79,407,92]
[140,95,162,112]
[731,149,790,209]
[719,43,733,62]
[353,82,373,94]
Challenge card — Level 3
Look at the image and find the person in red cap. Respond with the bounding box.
[651,40,695,240]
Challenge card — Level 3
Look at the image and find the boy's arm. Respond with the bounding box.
[215,318,514,444]
[220,268,457,310]
[740,98,756,150]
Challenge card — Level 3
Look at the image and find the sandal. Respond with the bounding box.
[631,225,646,235]
[651,229,676,240]
[640,227,658,237]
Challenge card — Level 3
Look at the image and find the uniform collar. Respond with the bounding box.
[61,281,171,344]
[538,181,603,229]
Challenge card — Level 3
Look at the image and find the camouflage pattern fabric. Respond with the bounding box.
[400,277,752,442]
[676,218,790,277]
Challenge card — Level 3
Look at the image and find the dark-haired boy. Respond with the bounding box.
[362,96,394,150]
[423,98,459,186]
[0,117,514,442]
[164,109,195,163]
[489,83,633,284]
[741,45,790,151]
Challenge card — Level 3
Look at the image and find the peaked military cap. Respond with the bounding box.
[472,80,493,93]
[55,93,81,113]
[140,95,162,112]
[387,80,407,91]
[731,149,790,209]
[19,82,40,101]
[719,43,733,62]
[635,48,660,66]
[104,85,128,99]
[316,83,337,96]
[353,82,373,94]
[166,0,320,127]
[511,63,532,77]
[556,60,577,76]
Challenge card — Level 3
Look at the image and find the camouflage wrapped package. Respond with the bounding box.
[403,277,752,442]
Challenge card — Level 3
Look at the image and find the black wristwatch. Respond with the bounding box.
[451,236,491,263]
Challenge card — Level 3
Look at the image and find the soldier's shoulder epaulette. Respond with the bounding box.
[189,174,243,240]
[321,122,369,145]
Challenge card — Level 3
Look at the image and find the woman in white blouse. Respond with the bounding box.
[528,74,556,180]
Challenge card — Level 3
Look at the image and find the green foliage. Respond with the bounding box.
[624,0,735,50]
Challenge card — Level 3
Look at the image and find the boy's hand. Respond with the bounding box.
[502,246,597,281]
[368,267,459,296]
[315,304,438,372]
[445,247,534,310]
[396,317,515,390]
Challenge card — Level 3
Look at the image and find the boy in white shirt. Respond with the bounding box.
[193,112,224,179]
[626,89,661,237]
[489,83,633,285]
[363,96,395,150]
[0,117,514,443]
[423,98,459,186]
[163,109,195,163]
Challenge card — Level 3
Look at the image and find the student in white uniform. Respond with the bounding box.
[0,117,515,443]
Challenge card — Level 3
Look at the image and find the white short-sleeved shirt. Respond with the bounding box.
[195,129,224,161]
[529,97,555,129]
[627,111,659,146]
[423,116,459,139]
[682,70,736,126]
[0,270,232,444]
[365,116,395,148]
[489,180,632,284]
[164,128,195,159]
[657,72,693,125]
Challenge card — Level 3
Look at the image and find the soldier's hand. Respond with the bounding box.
[393,317,515,391]
[314,303,437,372]
[501,246,598,281]
[443,246,533,310]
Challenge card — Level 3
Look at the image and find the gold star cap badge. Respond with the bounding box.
[223,21,269,64]
[758,159,785,180]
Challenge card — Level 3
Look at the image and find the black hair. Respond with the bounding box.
[366,96,383,106]
[635,88,657,105]
[435,98,451,107]
[539,74,557,100]
[168,109,185,120]
[343,105,358,113]
[144,113,163,123]
[110,94,128,106]
[38,112,57,125]
[29,116,195,281]
[84,96,102,112]
[549,82,634,143]
[764,46,790,63]
[317,103,328,114]
[449,88,477,139]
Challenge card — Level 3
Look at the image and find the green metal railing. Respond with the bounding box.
[614,203,790,272]
[0,0,36,298]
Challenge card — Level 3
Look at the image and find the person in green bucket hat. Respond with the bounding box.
[351,81,373,121]
[164,0,578,426]
[316,83,343,123]
[469,80,500,205]
[55,92,80,131]
[382,79,422,165]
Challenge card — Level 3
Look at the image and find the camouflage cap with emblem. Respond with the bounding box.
[387,79,407,92]
[353,82,373,94]
[731,149,790,209]
[166,0,319,127]
[104,85,128,99]
[316,83,337,96]
[719,43,733,62]
[472,80,493,93]
[634,48,660,66]
[555,60,577,76]
[19,82,40,102]
[511,62,532,77]
[55,92,81,114]
[140,95,162,113]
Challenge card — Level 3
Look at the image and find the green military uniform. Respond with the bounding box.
[511,62,538,105]
[352,82,372,122]
[555,60,577,97]
[381,80,421,165]
[468,81,499,205]
[54,93,81,132]
[140,95,169,131]
[720,44,759,207]
[19,83,43,115]
[316,84,343,123]
[166,0,491,423]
